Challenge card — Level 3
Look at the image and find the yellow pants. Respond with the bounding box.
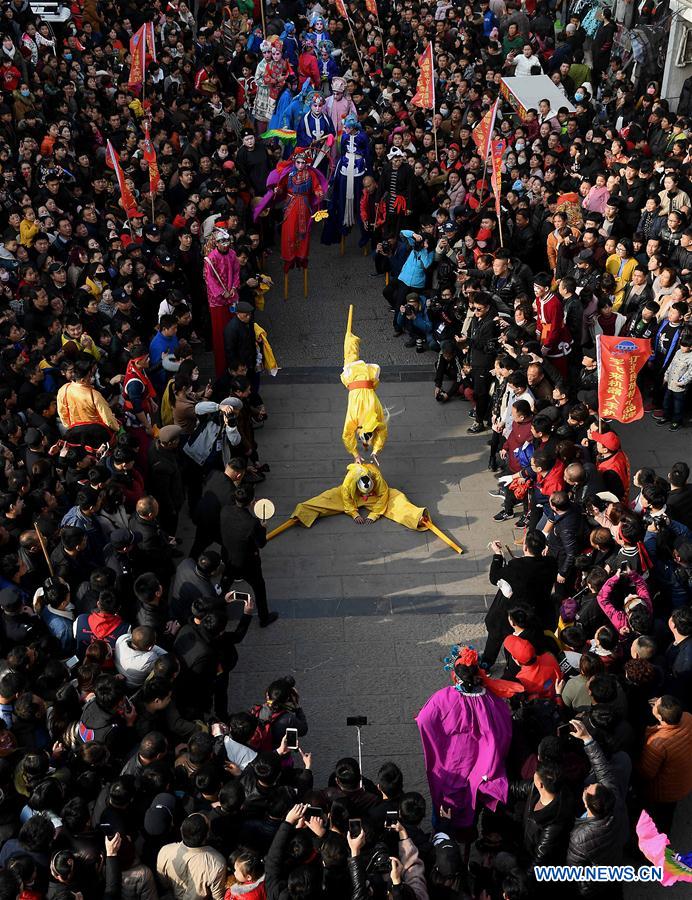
[293,487,427,531]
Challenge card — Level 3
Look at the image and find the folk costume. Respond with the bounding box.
[341,306,387,460]
[203,229,240,376]
[322,116,369,246]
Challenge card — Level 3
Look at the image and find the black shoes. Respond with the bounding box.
[260,612,279,628]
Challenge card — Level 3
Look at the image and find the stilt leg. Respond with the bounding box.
[385,272,390,286]
[267,517,299,540]
[283,273,288,301]
[422,516,463,554]
[340,236,345,256]
[362,246,368,257]
[303,268,308,298]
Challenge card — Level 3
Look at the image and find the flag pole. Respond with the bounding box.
[345,13,366,74]
[260,0,267,38]
[431,44,438,162]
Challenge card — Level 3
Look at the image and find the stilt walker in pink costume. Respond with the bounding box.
[324,77,356,168]
[203,229,240,376]
[416,645,520,829]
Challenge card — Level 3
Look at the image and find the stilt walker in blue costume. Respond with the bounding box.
[322,114,369,245]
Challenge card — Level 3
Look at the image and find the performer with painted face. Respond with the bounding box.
[324,76,356,165]
[317,40,338,94]
[309,14,328,44]
[252,40,274,131]
[274,152,325,272]
[322,115,369,246]
[263,39,290,122]
[298,34,320,89]
[296,90,335,151]
[376,145,415,238]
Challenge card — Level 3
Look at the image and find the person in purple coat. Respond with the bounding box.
[416,645,518,829]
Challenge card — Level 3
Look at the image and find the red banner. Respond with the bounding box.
[471,98,499,160]
[412,44,434,110]
[128,25,146,86]
[365,0,378,14]
[106,140,138,217]
[490,138,505,220]
[597,336,651,423]
[142,120,160,197]
[335,0,347,17]
[145,22,157,62]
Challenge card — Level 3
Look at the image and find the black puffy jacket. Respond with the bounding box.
[509,780,575,865]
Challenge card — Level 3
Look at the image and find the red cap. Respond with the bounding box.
[476,227,492,241]
[503,635,536,665]
[448,142,460,151]
[591,430,621,451]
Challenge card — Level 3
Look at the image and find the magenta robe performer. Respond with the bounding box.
[203,228,240,376]
[416,646,517,829]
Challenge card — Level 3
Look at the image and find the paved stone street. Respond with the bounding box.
[218,237,691,884]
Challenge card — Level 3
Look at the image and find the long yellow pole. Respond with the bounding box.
[346,304,354,335]
[267,518,299,540]
[423,517,463,554]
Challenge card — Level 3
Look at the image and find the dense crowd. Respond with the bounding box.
[0,0,691,898]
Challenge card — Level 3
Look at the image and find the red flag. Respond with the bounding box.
[105,141,138,217]
[128,25,146,86]
[145,22,157,62]
[597,335,651,424]
[142,120,160,197]
[490,138,505,220]
[471,98,499,160]
[412,45,434,110]
[365,0,378,14]
[335,0,347,16]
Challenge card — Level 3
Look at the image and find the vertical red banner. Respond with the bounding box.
[597,335,651,423]
[128,25,146,86]
[142,120,160,197]
[106,141,137,217]
[412,44,434,109]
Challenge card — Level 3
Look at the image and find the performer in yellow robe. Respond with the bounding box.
[341,306,388,462]
[293,463,426,529]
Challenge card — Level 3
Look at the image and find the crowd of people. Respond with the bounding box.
[0,0,691,897]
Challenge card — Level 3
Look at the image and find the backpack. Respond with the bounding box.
[247,703,284,752]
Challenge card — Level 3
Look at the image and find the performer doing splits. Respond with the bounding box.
[267,463,463,553]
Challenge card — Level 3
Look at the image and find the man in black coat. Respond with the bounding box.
[223,301,256,375]
[190,457,248,558]
[219,485,277,628]
[509,760,575,867]
[483,530,558,666]
[546,491,585,596]
[459,292,499,433]
[146,425,185,537]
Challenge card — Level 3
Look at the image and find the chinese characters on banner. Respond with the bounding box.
[128,25,146,86]
[412,45,435,109]
[335,0,348,17]
[471,98,499,160]
[142,121,160,197]
[597,336,651,423]
[105,141,138,217]
[365,0,378,14]
[490,138,505,219]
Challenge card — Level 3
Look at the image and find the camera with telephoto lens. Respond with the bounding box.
[405,304,417,318]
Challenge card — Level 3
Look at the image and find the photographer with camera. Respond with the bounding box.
[456,292,500,433]
[396,292,437,353]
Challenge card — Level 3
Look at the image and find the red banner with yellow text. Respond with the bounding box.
[365,0,378,14]
[490,138,505,219]
[597,335,651,423]
[472,98,499,161]
[335,0,347,17]
[128,25,146,86]
[142,120,160,197]
[105,141,138,217]
[412,44,434,109]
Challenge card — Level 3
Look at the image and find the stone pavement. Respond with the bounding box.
[218,238,692,883]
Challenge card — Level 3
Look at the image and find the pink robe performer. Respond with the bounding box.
[203,230,240,375]
[416,646,515,828]
[325,77,356,166]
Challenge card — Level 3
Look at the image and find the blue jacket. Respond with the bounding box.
[399,231,435,288]
[41,606,75,654]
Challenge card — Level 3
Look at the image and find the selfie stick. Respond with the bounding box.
[355,723,363,774]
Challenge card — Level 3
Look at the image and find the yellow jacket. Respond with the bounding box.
[605,253,637,310]
[254,323,278,375]
[341,463,389,521]
[57,381,119,432]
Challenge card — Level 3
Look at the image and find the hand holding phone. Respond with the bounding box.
[285,727,299,750]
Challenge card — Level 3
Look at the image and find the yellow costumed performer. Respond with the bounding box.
[267,463,462,553]
[341,305,388,463]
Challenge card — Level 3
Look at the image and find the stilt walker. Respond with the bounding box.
[341,305,388,463]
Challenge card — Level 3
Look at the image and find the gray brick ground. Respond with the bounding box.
[212,238,692,883]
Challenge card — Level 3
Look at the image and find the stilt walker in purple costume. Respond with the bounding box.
[324,76,356,167]
[322,114,369,246]
[416,645,519,830]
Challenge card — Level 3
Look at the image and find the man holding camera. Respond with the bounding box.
[396,292,436,353]
[456,293,500,433]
